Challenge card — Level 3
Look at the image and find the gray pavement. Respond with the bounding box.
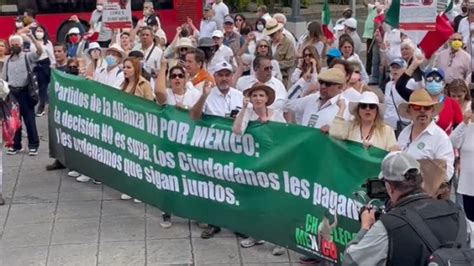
[0,114,303,265]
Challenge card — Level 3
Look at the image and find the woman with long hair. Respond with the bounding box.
[84,42,105,78]
[338,34,369,83]
[297,20,326,59]
[121,57,154,100]
[446,79,472,114]
[330,91,397,151]
[288,45,320,98]
[32,25,55,116]
[234,14,248,34]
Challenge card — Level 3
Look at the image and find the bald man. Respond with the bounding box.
[434,32,471,83]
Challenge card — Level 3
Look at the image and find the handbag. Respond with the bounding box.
[24,55,39,106]
[1,95,21,147]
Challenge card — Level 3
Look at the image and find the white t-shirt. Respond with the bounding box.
[286,92,351,128]
[238,106,286,133]
[165,87,201,108]
[235,76,288,112]
[140,45,163,75]
[200,19,218,39]
[398,121,455,181]
[451,122,474,196]
[204,87,244,117]
[212,2,229,30]
[93,66,124,90]
[383,79,418,129]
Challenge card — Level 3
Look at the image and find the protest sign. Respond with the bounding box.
[49,70,387,264]
[399,0,437,30]
[103,0,132,29]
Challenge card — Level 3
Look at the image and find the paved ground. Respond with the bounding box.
[0,112,306,265]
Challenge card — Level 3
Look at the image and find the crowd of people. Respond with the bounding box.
[0,0,473,264]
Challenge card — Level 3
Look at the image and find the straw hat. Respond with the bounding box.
[263,18,284,36]
[398,89,443,119]
[348,91,384,116]
[244,84,275,106]
[174,37,195,51]
[318,68,346,85]
[105,43,126,59]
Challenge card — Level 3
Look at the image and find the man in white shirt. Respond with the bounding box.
[457,4,474,45]
[94,44,125,89]
[138,26,163,78]
[210,30,235,72]
[397,89,455,181]
[191,61,243,119]
[286,68,351,131]
[236,55,287,113]
[212,0,229,30]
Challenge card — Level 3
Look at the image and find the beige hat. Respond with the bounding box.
[244,84,276,106]
[398,89,443,119]
[174,37,195,51]
[318,68,346,85]
[349,91,384,116]
[263,18,284,36]
[105,43,126,59]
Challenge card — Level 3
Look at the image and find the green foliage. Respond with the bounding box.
[226,0,251,12]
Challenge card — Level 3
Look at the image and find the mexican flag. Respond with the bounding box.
[322,0,335,41]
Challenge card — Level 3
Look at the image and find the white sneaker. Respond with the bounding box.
[133,199,142,203]
[76,175,91,183]
[91,179,102,185]
[68,170,81,177]
[121,194,132,200]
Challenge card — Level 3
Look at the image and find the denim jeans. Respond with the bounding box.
[11,88,39,150]
[34,58,51,109]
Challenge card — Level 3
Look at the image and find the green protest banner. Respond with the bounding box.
[49,70,387,264]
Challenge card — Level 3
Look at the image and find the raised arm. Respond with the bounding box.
[190,81,213,120]
[155,59,169,105]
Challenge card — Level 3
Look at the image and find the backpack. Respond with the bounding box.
[392,208,473,266]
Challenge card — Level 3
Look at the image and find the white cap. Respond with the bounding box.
[343,18,357,29]
[212,61,233,73]
[68,27,80,35]
[212,30,224,38]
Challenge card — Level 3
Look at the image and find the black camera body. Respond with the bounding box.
[355,179,390,221]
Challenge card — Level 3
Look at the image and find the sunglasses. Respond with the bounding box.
[426,76,443,82]
[359,103,378,110]
[319,81,336,87]
[410,105,434,111]
[170,73,185,79]
[68,65,78,68]
[179,48,188,52]
[263,66,273,71]
[303,53,312,58]
[258,44,268,48]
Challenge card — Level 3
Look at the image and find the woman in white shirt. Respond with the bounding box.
[288,45,320,98]
[155,60,201,109]
[84,42,105,79]
[338,34,369,84]
[450,104,474,222]
[233,84,285,134]
[297,20,326,59]
[32,25,55,116]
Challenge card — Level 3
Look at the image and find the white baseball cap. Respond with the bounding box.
[212,61,233,73]
[212,30,224,38]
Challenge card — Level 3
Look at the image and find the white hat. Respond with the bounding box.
[348,91,384,116]
[85,42,101,56]
[0,79,10,100]
[212,61,233,73]
[343,18,357,29]
[212,30,224,38]
[263,18,284,36]
[174,37,195,51]
[106,43,126,59]
[68,27,80,35]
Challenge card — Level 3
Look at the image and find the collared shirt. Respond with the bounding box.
[223,31,243,57]
[451,122,474,196]
[140,44,163,75]
[212,2,229,30]
[434,48,471,83]
[235,75,287,112]
[458,17,470,45]
[209,45,235,74]
[1,52,40,87]
[282,28,297,49]
[398,121,455,181]
[199,19,218,39]
[94,66,124,90]
[204,87,243,117]
[286,92,351,128]
[383,79,418,129]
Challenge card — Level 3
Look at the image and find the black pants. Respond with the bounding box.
[11,88,39,150]
[34,58,51,109]
[463,195,474,221]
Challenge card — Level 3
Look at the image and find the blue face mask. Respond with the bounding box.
[426,81,444,96]
[105,55,117,67]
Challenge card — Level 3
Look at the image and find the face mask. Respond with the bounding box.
[35,31,44,40]
[451,40,463,50]
[105,55,117,67]
[69,35,80,44]
[256,24,264,32]
[97,5,104,11]
[15,22,24,28]
[426,81,444,96]
[67,66,79,75]
[462,7,468,13]
[10,45,22,54]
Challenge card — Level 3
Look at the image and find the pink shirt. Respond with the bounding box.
[435,48,471,84]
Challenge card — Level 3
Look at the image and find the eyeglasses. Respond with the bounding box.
[319,81,336,87]
[170,73,185,79]
[258,44,268,48]
[263,66,273,71]
[303,53,312,58]
[359,103,378,110]
[426,76,443,82]
[410,105,433,111]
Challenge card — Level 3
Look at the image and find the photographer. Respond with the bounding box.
[343,151,468,265]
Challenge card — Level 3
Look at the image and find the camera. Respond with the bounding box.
[354,178,389,221]
[228,107,241,119]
